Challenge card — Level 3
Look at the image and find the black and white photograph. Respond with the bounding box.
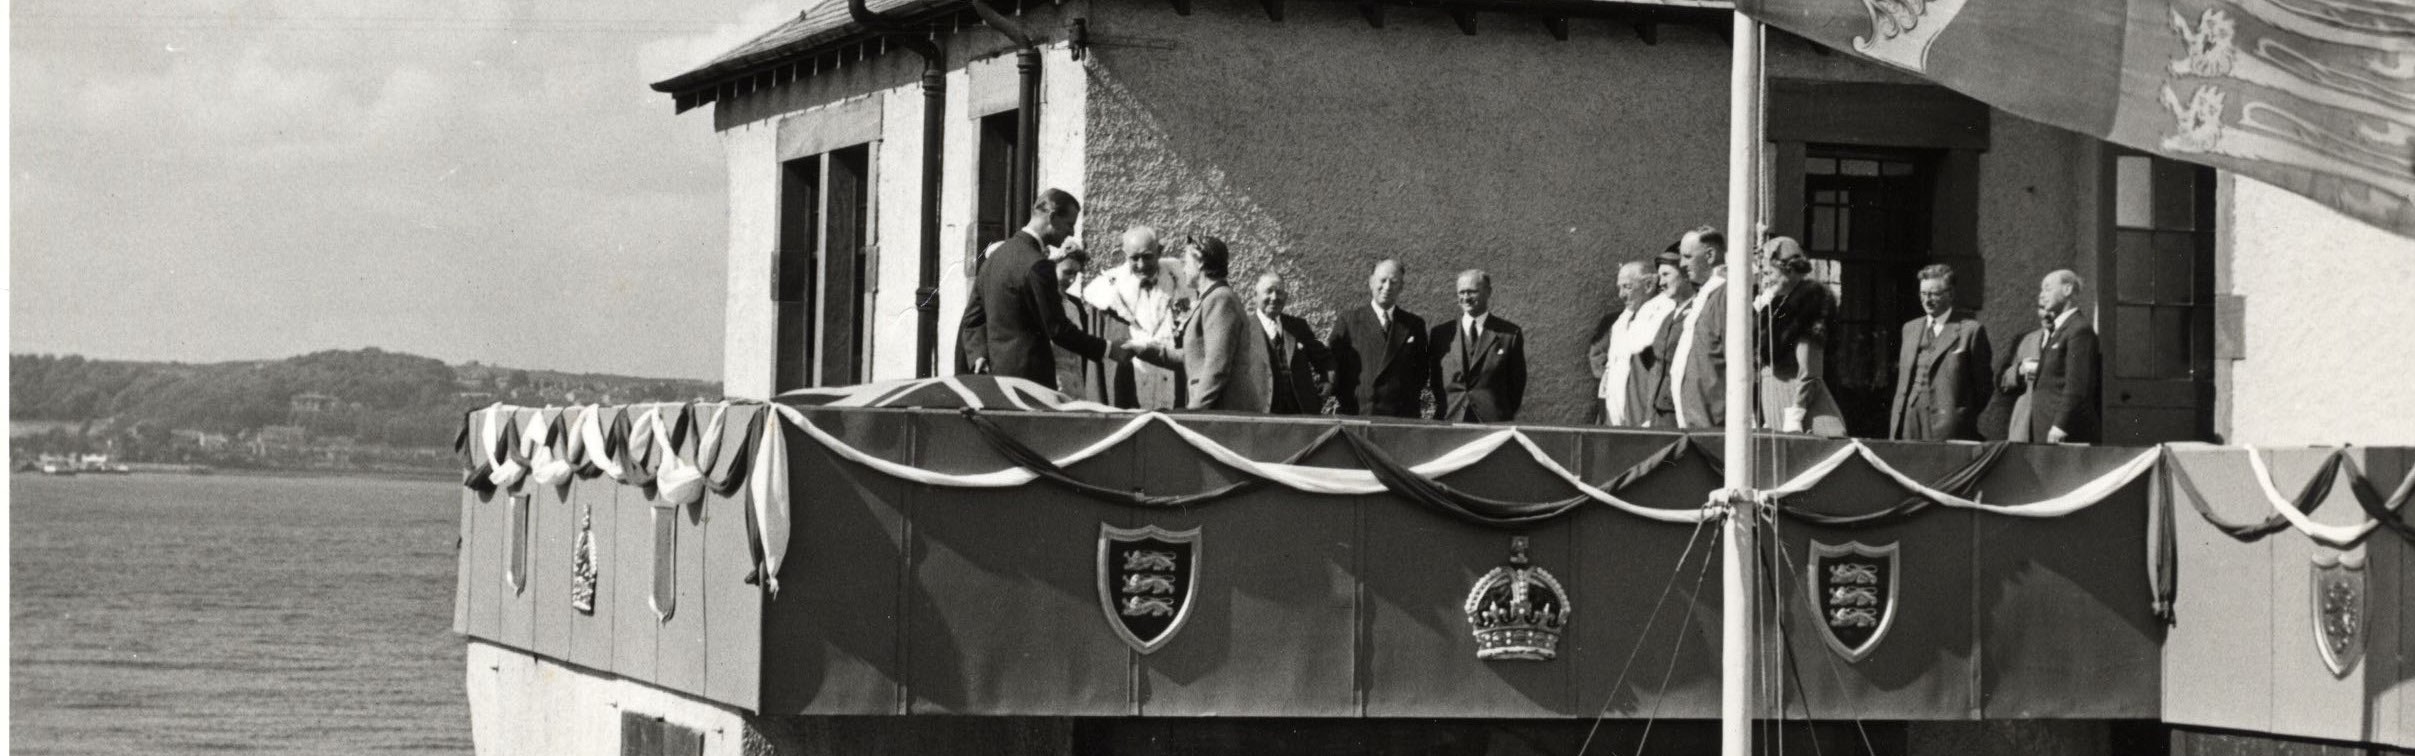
[11,0,2415,752]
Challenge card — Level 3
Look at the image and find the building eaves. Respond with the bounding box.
[649,0,961,111]
[651,0,1732,112]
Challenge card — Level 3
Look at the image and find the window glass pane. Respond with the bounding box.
[1843,159,1880,177]
[1812,207,1836,251]
[1882,160,1915,177]
[2115,230,2155,303]
[2116,305,2155,378]
[1814,190,1839,204]
[2116,156,2154,229]
[1837,211,1854,254]
[2153,233,2196,304]
[1808,158,1837,175]
[2154,159,2199,230]
[2153,306,2190,379]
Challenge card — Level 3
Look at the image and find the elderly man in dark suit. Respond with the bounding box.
[1248,272,1333,415]
[958,188,1124,389]
[1888,264,1994,441]
[1126,235,1270,412]
[1429,269,1526,423]
[2024,269,2101,443]
[1327,259,1430,418]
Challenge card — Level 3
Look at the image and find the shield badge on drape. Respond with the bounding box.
[1097,525,1201,654]
[2312,549,2367,677]
[1808,540,1900,663]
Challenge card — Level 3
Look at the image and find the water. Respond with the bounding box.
[12,473,471,754]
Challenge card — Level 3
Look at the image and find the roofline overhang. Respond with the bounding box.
[651,0,1731,113]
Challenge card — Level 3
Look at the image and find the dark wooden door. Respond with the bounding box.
[1801,148,1937,438]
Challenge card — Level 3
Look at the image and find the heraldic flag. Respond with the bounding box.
[1736,0,2415,240]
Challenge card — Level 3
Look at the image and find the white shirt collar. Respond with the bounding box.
[2053,307,2078,330]
[1461,312,1488,335]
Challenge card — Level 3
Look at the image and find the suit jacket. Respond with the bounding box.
[1429,314,1527,423]
[1664,279,1729,430]
[957,231,1110,389]
[1260,312,1333,415]
[1888,311,1993,441]
[2032,312,2101,443]
[1054,295,1112,404]
[1328,304,1430,418]
[1083,267,1183,409]
[1133,282,1272,412]
[1995,326,2048,442]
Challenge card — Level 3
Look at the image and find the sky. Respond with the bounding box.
[11,0,801,380]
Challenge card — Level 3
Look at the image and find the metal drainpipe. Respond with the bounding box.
[970,0,1041,217]
[847,0,949,378]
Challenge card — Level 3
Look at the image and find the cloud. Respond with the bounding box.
[636,0,795,84]
[13,0,769,378]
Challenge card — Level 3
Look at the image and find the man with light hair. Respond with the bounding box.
[1082,226,1182,409]
[2023,269,2100,444]
[1429,269,1526,422]
[1249,272,1332,415]
[1600,259,1673,426]
[1327,259,1429,418]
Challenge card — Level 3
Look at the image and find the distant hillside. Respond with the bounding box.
[11,349,721,448]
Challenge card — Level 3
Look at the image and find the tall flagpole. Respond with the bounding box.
[1721,9,1765,756]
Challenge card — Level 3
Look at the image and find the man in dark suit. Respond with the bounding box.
[1127,235,1271,412]
[2024,269,2101,444]
[958,189,1123,390]
[1327,259,1430,418]
[1662,227,1730,430]
[1248,273,1333,415]
[1888,264,1994,441]
[1429,269,1526,423]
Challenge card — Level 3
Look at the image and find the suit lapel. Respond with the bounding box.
[1472,322,1499,376]
[1374,309,1402,375]
[1919,318,1957,372]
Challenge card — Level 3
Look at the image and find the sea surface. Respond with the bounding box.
[12,473,470,754]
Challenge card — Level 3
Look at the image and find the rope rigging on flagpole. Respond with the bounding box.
[1574,510,1718,755]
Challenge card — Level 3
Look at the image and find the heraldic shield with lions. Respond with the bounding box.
[1097,524,1201,654]
[1808,540,1901,663]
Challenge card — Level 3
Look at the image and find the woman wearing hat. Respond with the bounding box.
[1753,236,1847,437]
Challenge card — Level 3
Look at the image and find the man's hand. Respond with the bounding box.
[1781,407,1807,434]
[972,357,991,375]
[2047,425,2068,443]
[2020,359,2040,381]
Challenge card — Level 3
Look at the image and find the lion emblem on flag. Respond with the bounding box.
[1852,0,1969,72]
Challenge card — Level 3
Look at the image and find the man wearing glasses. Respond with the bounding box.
[1888,263,1993,441]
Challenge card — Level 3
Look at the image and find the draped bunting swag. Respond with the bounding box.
[460,385,2415,611]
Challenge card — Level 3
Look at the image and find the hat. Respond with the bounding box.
[1654,250,1684,270]
[1761,236,1812,274]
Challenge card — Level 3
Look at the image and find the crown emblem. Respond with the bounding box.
[1464,537,1570,661]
